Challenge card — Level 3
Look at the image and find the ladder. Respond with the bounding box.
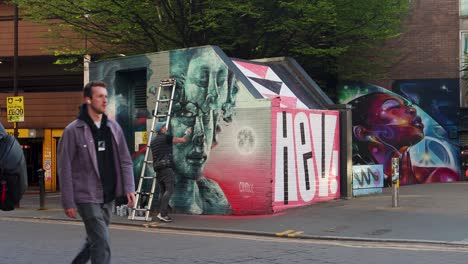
[129,78,176,221]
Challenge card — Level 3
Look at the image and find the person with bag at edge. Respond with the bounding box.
[150,121,191,222]
[58,81,135,264]
[0,121,27,211]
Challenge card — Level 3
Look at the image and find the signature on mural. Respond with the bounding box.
[239,182,254,193]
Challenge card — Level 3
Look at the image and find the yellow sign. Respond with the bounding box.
[6,96,25,122]
[5,129,30,138]
[134,131,148,151]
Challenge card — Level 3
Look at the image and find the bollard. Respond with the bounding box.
[391,157,400,207]
[37,168,46,210]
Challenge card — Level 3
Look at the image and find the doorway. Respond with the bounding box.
[18,138,43,188]
[114,69,147,154]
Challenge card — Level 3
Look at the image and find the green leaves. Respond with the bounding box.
[11,0,410,96]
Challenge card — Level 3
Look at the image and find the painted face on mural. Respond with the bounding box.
[185,49,229,112]
[171,50,230,180]
[353,93,424,150]
[171,107,215,179]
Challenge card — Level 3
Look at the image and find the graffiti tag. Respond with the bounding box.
[352,165,384,190]
[353,167,380,186]
[239,182,254,193]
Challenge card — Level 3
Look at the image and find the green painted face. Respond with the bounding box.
[185,49,229,112]
[171,49,229,180]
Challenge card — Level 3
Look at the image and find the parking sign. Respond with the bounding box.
[7,96,25,122]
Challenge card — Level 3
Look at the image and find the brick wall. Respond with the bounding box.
[0,2,82,56]
[0,91,82,128]
[374,0,460,89]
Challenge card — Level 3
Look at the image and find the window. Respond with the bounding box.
[460,32,468,107]
[462,0,468,16]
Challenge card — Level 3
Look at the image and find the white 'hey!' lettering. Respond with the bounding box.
[274,110,339,204]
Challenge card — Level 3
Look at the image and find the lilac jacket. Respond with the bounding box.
[58,118,135,209]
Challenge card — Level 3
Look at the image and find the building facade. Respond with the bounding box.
[1,0,464,193]
[0,1,83,191]
[336,0,466,183]
[90,46,341,215]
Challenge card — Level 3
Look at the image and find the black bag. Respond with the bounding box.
[0,130,28,211]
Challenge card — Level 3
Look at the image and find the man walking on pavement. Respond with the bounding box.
[151,121,191,222]
[58,81,135,264]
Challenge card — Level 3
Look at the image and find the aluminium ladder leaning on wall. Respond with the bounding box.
[129,79,176,221]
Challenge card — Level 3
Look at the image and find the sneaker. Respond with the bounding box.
[157,213,173,222]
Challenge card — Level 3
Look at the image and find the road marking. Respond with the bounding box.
[276,229,304,237]
[276,229,295,237]
[287,231,304,237]
[2,217,468,253]
[143,223,159,228]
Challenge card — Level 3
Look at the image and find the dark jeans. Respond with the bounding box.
[72,202,112,264]
[157,168,175,216]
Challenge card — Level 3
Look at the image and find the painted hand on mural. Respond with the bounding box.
[349,92,458,185]
[168,48,237,214]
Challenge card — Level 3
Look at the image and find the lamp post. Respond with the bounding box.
[13,4,19,138]
[83,13,90,85]
[391,157,400,207]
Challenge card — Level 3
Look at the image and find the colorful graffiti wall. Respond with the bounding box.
[392,79,459,139]
[164,48,239,214]
[232,59,309,108]
[203,107,273,215]
[272,103,341,212]
[90,46,339,215]
[166,47,275,215]
[338,81,460,186]
[90,47,272,215]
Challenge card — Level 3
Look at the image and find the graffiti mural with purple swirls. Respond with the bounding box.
[338,81,460,186]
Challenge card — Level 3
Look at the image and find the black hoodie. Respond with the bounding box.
[78,104,116,203]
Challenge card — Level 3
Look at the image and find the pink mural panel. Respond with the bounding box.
[272,106,340,212]
[203,107,274,215]
[233,60,309,109]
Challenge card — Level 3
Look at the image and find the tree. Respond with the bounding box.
[11,0,410,97]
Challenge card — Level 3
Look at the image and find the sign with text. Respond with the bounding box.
[6,96,24,122]
[272,108,341,211]
[134,131,148,151]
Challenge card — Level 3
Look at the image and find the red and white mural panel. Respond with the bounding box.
[233,60,309,109]
[272,107,340,212]
[203,107,274,215]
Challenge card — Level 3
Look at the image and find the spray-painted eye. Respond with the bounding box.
[382,99,401,111]
[179,110,195,117]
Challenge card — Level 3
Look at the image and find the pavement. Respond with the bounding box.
[3,182,468,245]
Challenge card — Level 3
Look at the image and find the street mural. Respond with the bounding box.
[166,48,239,214]
[232,59,309,108]
[91,46,341,215]
[202,106,273,215]
[338,81,460,186]
[392,79,459,139]
[272,105,340,211]
[89,55,152,181]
